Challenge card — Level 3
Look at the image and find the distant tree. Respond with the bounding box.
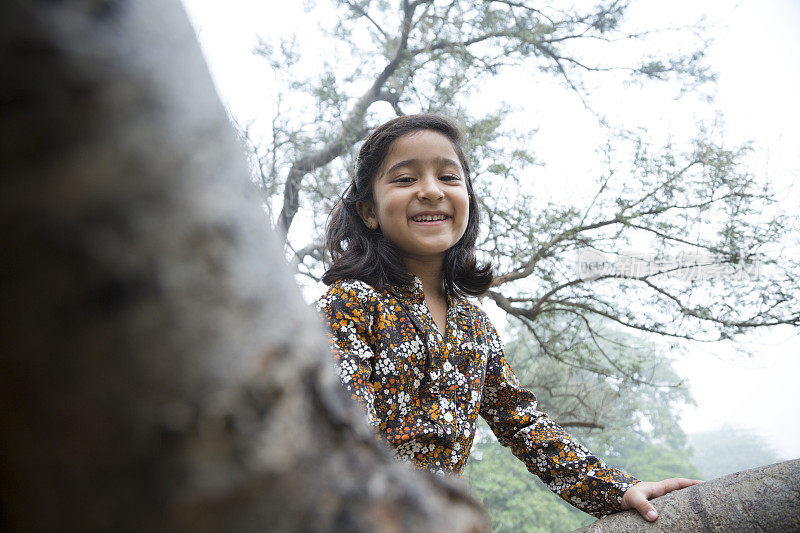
[688,425,784,480]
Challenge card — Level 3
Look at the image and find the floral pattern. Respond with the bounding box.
[317,276,639,517]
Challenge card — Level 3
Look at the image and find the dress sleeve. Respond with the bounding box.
[478,319,639,517]
[316,283,379,427]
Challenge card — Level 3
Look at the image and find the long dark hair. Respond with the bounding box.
[322,114,493,297]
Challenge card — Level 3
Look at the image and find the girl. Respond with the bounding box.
[317,114,699,520]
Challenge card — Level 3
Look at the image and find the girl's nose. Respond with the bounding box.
[417,175,444,201]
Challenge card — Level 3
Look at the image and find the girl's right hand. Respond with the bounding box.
[621,478,704,521]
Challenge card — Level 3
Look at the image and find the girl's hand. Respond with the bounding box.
[621,478,704,521]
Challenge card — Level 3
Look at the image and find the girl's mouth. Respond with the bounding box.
[410,214,449,222]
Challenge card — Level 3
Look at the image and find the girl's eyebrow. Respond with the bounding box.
[384,157,462,175]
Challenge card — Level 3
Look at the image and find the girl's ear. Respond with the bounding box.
[356,201,379,230]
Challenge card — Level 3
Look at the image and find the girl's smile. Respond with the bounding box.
[356,130,470,264]
[409,211,451,223]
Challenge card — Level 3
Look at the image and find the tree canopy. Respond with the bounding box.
[251,0,798,376]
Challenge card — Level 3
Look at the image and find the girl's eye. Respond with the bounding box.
[392,176,414,183]
[440,174,460,181]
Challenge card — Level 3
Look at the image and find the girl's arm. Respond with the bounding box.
[478,317,639,518]
[317,282,379,426]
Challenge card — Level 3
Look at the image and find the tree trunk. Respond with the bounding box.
[573,459,800,532]
[0,1,488,531]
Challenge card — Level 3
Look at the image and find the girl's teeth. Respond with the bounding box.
[414,215,446,221]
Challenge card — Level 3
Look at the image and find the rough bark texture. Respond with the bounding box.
[0,1,488,531]
[573,459,800,532]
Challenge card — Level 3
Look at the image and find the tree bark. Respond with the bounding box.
[573,459,800,532]
[0,1,488,531]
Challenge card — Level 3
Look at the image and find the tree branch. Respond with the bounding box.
[343,0,389,40]
[557,420,605,430]
[276,1,418,237]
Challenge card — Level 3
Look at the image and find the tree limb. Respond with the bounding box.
[276,0,418,237]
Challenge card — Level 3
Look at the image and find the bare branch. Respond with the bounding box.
[557,420,605,430]
[343,0,389,40]
[492,215,626,286]
[277,1,418,237]
[485,0,558,26]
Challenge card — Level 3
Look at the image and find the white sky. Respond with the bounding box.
[180,0,800,460]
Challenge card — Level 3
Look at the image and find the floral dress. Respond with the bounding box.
[317,276,639,517]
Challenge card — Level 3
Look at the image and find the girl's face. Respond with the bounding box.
[356,130,470,265]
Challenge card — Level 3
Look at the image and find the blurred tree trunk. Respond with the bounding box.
[573,459,800,532]
[0,1,488,531]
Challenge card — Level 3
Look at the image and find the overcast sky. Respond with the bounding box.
[180,0,800,460]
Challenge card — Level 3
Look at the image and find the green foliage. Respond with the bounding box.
[464,423,592,532]
[607,438,700,482]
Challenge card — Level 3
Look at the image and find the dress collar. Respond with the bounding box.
[388,274,469,317]
[387,274,425,305]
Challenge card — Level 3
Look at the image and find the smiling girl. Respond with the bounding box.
[317,114,699,520]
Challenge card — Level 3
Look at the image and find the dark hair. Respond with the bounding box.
[322,113,493,297]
